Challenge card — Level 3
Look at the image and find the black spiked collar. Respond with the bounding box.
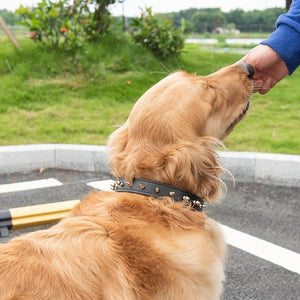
[111,178,205,212]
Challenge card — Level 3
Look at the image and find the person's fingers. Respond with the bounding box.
[253,79,263,93]
[259,77,273,94]
[258,88,270,95]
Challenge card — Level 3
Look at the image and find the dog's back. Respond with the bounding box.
[0,191,225,300]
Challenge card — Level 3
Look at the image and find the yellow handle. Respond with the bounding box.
[10,200,80,229]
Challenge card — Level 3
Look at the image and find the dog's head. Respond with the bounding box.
[108,63,253,201]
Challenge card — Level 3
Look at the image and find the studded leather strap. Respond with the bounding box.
[112,178,205,212]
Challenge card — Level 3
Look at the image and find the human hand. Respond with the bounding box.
[240,44,289,94]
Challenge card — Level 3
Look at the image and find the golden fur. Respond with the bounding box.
[0,64,252,300]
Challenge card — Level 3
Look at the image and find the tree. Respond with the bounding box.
[87,0,124,39]
[164,8,198,31]
[224,7,285,32]
[286,0,292,10]
[225,9,244,27]
[0,9,21,25]
[192,9,225,33]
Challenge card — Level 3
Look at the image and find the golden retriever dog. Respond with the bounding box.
[0,63,253,300]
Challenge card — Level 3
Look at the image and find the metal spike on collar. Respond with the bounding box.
[139,183,145,190]
[111,180,124,191]
[110,182,117,191]
[115,181,123,187]
[125,180,132,187]
[192,200,205,210]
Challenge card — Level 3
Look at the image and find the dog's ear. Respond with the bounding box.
[161,137,224,202]
[108,122,129,178]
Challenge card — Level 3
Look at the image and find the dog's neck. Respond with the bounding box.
[109,133,224,204]
[111,178,205,212]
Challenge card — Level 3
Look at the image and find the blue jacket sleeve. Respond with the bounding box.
[261,0,300,74]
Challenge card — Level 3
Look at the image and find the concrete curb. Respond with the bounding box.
[0,144,110,174]
[219,151,300,187]
[0,144,299,187]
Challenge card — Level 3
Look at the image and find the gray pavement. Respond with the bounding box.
[0,169,299,300]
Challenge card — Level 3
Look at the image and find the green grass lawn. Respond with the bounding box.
[0,35,299,154]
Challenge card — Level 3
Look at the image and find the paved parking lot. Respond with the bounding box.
[0,169,299,300]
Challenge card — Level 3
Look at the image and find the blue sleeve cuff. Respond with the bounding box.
[261,24,300,75]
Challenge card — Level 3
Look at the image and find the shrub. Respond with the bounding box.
[16,0,91,51]
[16,0,125,50]
[130,7,184,58]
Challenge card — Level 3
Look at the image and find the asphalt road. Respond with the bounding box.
[0,169,299,300]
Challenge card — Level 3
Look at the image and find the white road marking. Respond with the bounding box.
[87,179,114,191]
[87,179,300,274]
[221,224,300,275]
[0,178,63,194]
